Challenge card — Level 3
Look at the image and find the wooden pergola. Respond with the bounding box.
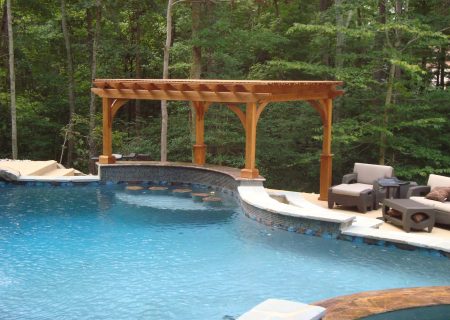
[91,79,343,200]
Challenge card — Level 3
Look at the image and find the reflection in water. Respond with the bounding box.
[113,189,236,226]
[96,187,115,212]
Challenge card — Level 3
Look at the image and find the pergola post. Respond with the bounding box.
[99,97,115,164]
[318,98,333,200]
[193,101,207,165]
[241,102,259,179]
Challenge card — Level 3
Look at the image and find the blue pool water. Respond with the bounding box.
[1,184,450,319]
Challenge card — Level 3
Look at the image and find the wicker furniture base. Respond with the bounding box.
[382,199,435,233]
[328,188,374,213]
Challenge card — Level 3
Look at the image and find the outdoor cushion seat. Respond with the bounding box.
[330,183,373,196]
[409,196,441,207]
[407,174,450,225]
[328,163,394,213]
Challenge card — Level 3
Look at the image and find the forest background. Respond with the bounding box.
[0,0,449,192]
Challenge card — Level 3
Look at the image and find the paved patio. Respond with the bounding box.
[301,191,450,247]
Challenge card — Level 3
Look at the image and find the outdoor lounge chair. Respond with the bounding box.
[407,174,450,225]
[328,163,394,213]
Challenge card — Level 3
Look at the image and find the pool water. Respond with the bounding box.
[359,305,450,320]
[1,185,450,319]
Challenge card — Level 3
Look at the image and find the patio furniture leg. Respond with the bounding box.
[328,200,334,209]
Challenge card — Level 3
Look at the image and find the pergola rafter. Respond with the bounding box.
[92,79,343,200]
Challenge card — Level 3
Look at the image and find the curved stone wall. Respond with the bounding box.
[314,286,450,320]
[98,162,261,190]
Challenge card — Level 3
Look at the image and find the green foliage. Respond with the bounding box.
[1,0,449,192]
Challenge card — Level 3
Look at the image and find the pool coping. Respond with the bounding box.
[313,286,450,320]
[17,175,100,183]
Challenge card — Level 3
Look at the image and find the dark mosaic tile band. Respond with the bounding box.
[0,181,100,187]
[239,200,341,239]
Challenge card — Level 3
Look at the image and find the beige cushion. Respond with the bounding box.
[412,196,450,213]
[428,174,450,190]
[331,183,373,196]
[410,196,438,208]
[354,163,394,185]
[434,201,450,213]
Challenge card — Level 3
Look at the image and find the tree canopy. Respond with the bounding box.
[1,0,449,191]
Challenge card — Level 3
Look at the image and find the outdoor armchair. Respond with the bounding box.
[328,163,394,213]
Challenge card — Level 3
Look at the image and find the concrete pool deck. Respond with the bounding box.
[263,188,450,254]
[2,160,450,255]
[300,191,450,252]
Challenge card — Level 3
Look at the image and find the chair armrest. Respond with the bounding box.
[342,173,357,184]
[398,181,417,199]
[406,185,430,198]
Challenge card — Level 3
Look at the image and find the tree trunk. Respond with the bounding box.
[61,0,76,167]
[320,0,331,66]
[161,0,173,162]
[189,1,202,160]
[190,2,202,79]
[88,0,101,168]
[379,0,402,165]
[333,0,352,122]
[439,47,446,88]
[373,0,386,82]
[6,0,17,159]
[135,9,142,120]
[320,0,332,11]
[379,63,396,165]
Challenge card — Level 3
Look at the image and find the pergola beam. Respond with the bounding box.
[91,88,270,103]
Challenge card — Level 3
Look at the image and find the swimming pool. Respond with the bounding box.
[1,184,450,319]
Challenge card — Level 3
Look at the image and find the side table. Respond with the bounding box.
[382,199,435,233]
[377,178,410,199]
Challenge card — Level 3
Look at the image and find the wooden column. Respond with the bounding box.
[193,102,207,165]
[241,102,259,179]
[99,97,115,164]
[318,99,333,200]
